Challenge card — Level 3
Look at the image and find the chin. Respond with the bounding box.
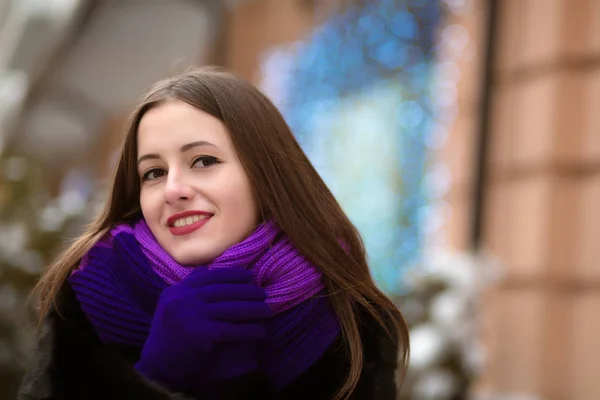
[171,248,220,266]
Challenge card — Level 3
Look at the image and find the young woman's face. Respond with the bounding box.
[137,100,259,265]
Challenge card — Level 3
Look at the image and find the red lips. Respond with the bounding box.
[167,210,213,236]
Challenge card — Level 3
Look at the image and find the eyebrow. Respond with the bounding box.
[137,140,218,166]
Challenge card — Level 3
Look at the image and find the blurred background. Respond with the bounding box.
[0,0,598,399]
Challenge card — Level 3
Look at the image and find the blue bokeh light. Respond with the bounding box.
[277,0,444,294]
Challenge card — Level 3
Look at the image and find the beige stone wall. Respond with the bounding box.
[437,1,486,251]
[223,0,315,82]
[456,1,600,399]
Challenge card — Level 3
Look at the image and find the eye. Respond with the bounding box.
[192,156,219,168]
[141,168,166,181]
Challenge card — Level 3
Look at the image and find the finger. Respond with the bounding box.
[207,301,273,322]
[200,284,266,303]
[179,267,253,288]
[213,322,268,342]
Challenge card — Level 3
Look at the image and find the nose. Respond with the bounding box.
[163,170,195,204]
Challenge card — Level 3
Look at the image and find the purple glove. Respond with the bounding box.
[134,267,272,394]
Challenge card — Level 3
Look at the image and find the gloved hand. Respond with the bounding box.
[134,267,272,394]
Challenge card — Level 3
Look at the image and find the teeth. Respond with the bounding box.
[173,214,208,227]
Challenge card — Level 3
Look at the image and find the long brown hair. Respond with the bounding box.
[35,66,409,399]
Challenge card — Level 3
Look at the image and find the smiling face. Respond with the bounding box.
[136,99,259,265]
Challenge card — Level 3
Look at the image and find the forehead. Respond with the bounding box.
[137,100,231,152]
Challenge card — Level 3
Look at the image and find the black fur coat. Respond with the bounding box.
[18,282,399,399]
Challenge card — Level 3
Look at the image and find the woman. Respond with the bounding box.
[19,67,409,399]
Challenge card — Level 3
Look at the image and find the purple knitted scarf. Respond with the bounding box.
[68,220,341,390]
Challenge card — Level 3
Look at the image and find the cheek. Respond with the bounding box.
[139,188,161,222]
[221,174,258,222]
